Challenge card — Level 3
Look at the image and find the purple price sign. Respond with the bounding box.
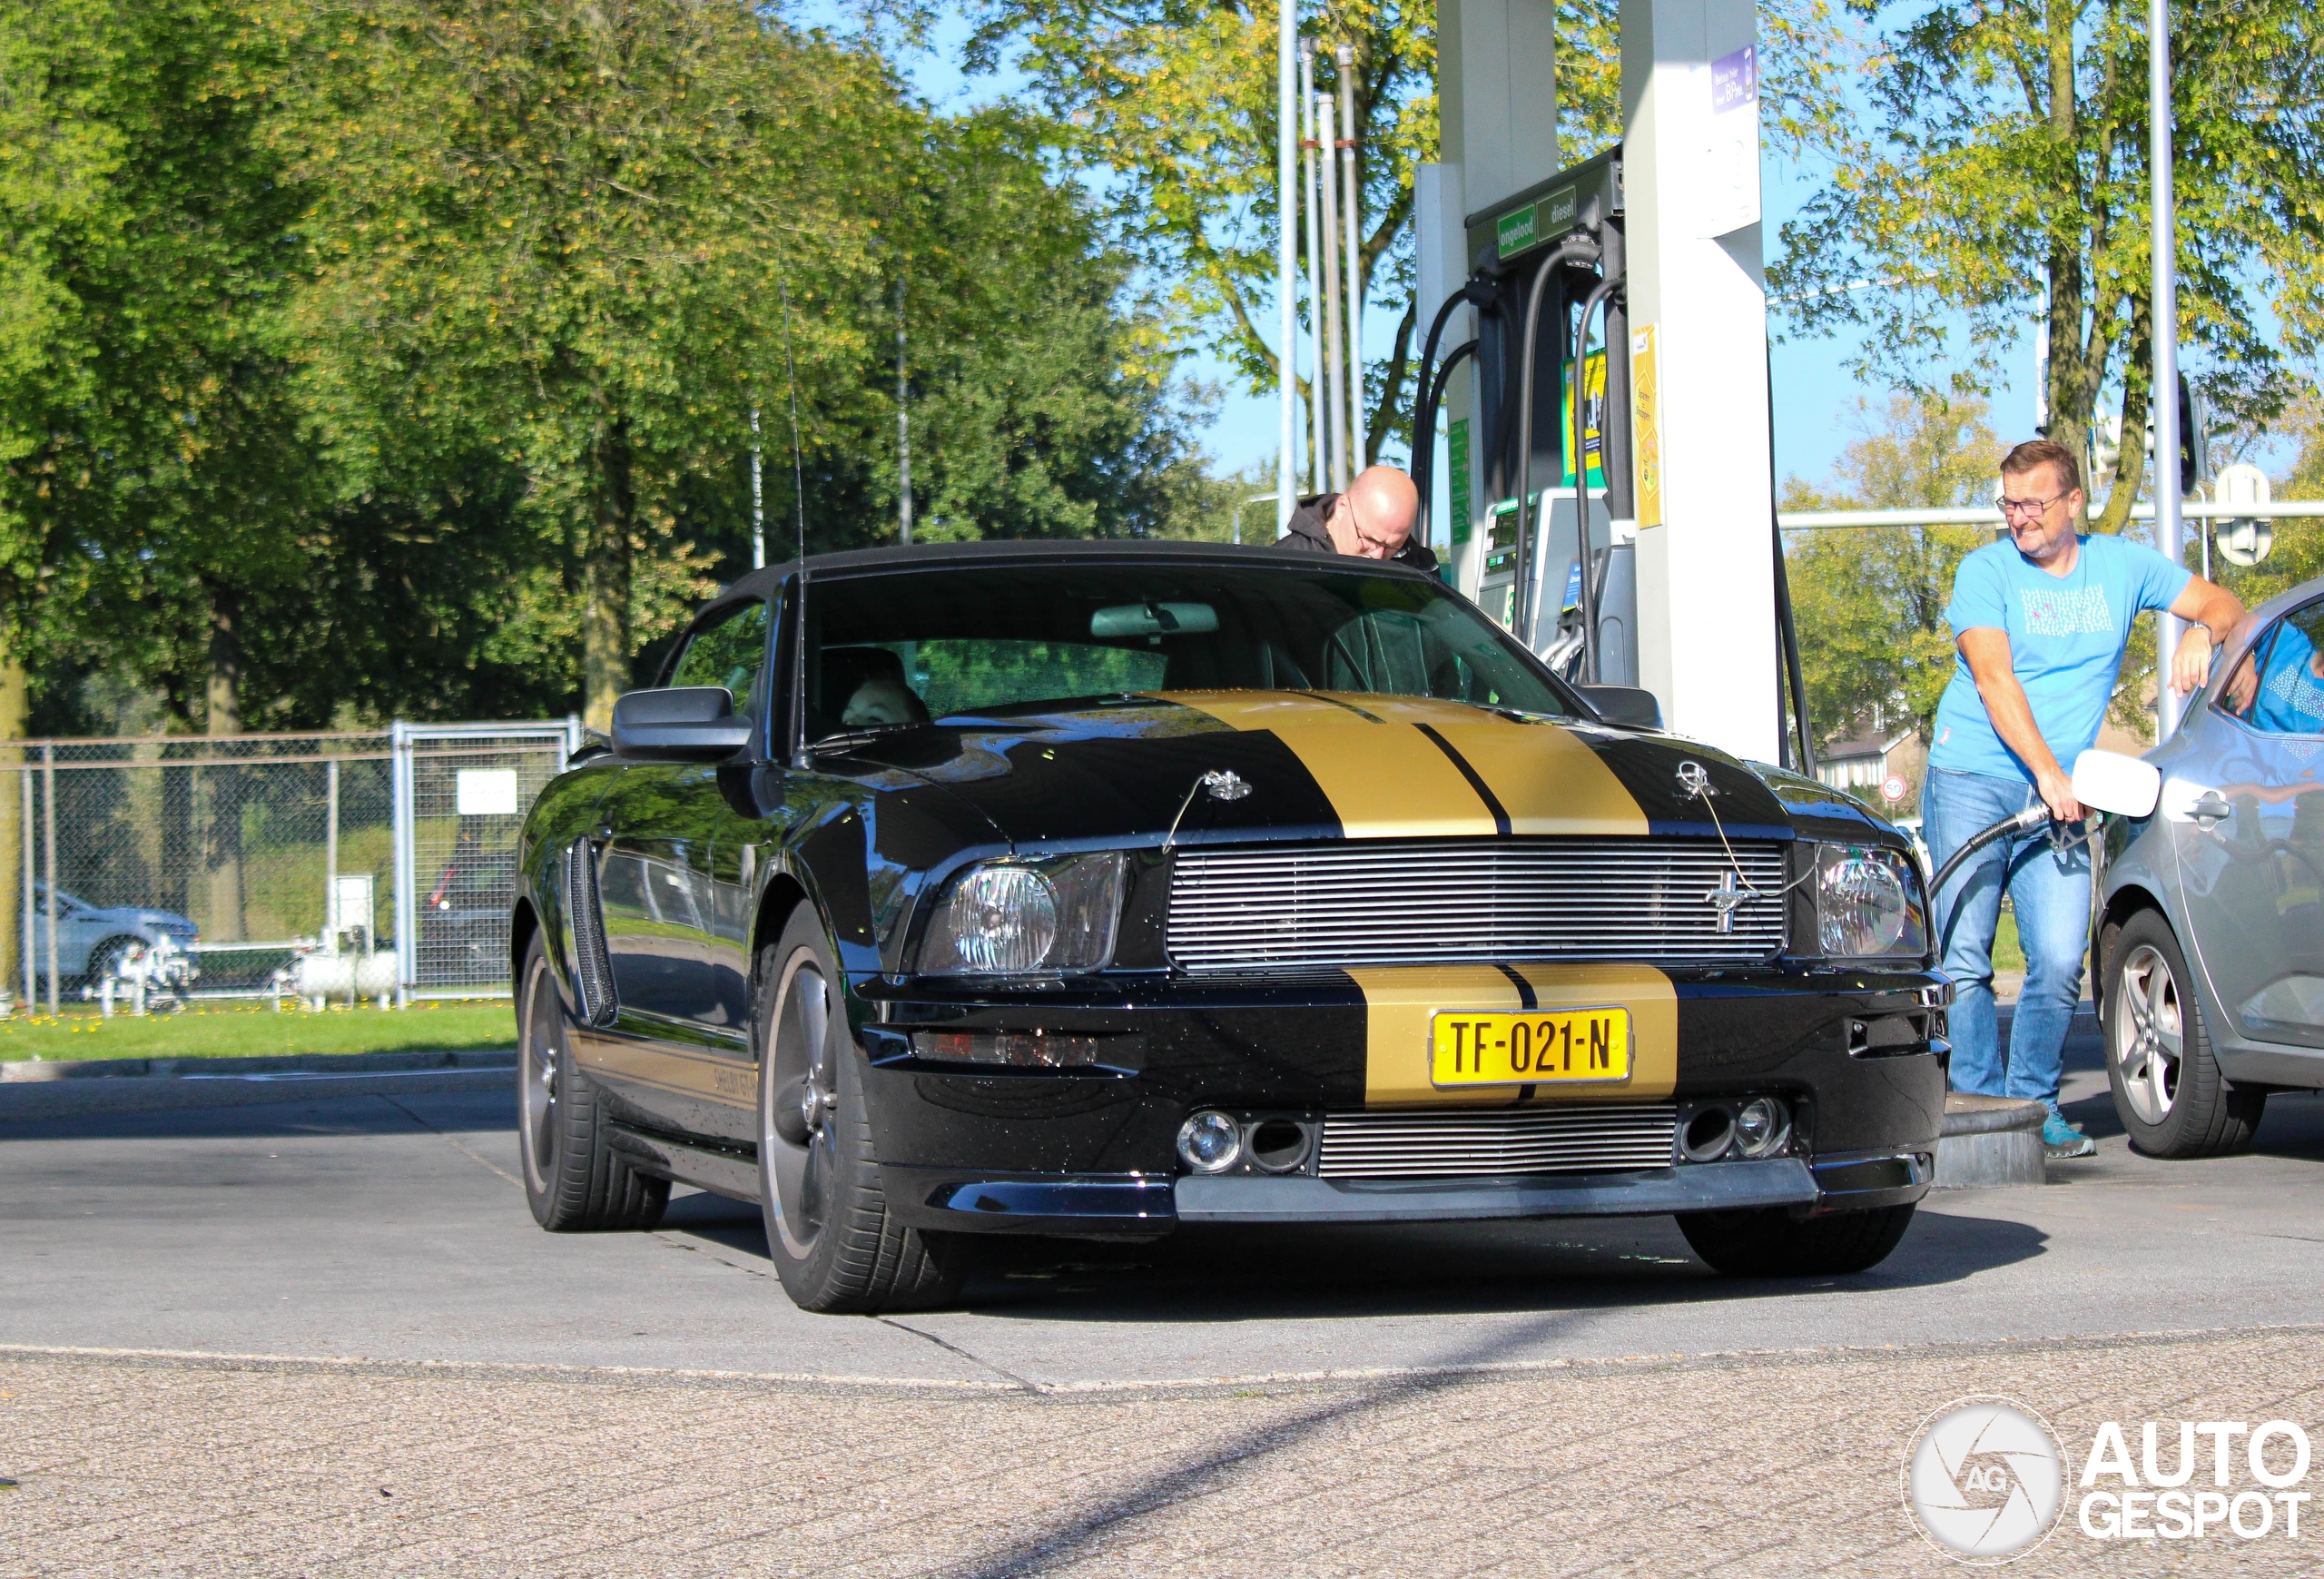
[1711,44,1758,113]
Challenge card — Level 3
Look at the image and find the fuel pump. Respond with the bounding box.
[1413,146,1637,686]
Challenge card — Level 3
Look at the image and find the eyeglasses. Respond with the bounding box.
[1998,491,2071,520]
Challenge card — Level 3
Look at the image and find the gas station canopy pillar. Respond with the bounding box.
[1618,0,1781,764]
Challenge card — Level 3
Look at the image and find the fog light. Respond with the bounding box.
[1679,1105,1736,1163]
[1176,1110,1241,1173]
[1736,1097,1790,1159]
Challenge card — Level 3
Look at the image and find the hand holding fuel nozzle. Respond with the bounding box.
[1927,751,2162,899]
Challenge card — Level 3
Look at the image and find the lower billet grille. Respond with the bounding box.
[1317,1104,1678,1179]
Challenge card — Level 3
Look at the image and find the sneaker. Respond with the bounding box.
[2043,1114,2096,1159]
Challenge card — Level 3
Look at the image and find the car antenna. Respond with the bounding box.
[780,273,811,770]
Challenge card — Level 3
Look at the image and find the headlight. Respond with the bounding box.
[1814,844,1927,960]
[918,853,1126,975]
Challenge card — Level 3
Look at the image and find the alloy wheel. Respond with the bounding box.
[520,956,560,1186]
[2113,942,2183,1125]
[764,946,839,1260]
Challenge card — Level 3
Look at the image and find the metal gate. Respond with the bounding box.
[5,717,580,1014]
[391,720,584,1001]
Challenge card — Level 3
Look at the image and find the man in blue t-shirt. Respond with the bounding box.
[1925,438,2243,1158]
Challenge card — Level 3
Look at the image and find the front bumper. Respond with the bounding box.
[885,1148,1932,1235]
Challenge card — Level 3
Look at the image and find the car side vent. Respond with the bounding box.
[565,839,617,1028]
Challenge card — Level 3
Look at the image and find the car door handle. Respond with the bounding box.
[2191,794,2232,824]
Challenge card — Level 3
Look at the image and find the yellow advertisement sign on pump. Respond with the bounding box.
[1630,324,1663,528]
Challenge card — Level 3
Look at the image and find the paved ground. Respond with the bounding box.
[5,1023,2324,1574]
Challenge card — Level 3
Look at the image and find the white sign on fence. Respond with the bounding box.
[455,768,521,816]
[332,873,375,934]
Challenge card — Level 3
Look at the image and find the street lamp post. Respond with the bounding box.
[1276,0,1297,533]
[2152,0,2185,738]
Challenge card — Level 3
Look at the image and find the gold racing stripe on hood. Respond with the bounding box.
[1350,963,1679,1106]
[1152,690,1497,837]
[1351,696,1649,836]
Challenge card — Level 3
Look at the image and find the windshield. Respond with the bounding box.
[803,559,1578,739]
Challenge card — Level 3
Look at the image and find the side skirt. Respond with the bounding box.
[607,1122,762,1205]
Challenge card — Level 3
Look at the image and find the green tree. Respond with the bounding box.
[1777,0,2324,530]
[969,0,1434,460]
[1781,393,2000,745]
[266,0,905,729]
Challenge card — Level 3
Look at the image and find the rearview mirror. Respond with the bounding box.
[2071,748,2161,818]
[611,686,753,762]
[1577,686,1662,730]
[1090,601,1219,638]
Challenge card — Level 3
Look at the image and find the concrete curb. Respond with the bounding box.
[1932,1093,2047,1189]
[0,1048,515,1082]
[0,1051,516,1122]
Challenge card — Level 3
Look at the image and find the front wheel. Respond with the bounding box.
[1677,1203,1916,1277]
[755,904,971,1313]
[516,933,668,1230]
[2102,908,2263,1158]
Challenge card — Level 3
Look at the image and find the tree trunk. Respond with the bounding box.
[0,650,23,1005]
[2041,0,2097,468]
[2095,360,2151,536]
[581,421,636,735]
[202,592,247,942]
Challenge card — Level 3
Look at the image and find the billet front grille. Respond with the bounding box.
[1318,1104,1678,1179]
[1167,838,1787,972]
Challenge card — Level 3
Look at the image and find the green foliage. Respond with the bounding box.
[1777,0,2324,524]
[0,0,1225,735]
[969,0,1433,459]
[0,1000,514,1060]
[1781,393,2000,742]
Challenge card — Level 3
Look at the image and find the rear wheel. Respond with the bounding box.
[755,904,970,1313]
[2102,908,2263,1158]
[517,934,668,1230]
[85,934,141,984]
[1677,1203,1916,1277]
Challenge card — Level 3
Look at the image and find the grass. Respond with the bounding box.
[0,1000,516,1062]
[1994,903,2026,973]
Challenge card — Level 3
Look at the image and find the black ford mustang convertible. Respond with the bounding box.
[511,540,1946,1311]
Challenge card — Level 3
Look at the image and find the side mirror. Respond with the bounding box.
[611,686,753,762]
[1578,685,1662,730]
[2071,748,2161,818]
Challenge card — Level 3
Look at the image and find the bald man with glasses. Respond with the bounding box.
[1925,438,2243,1159]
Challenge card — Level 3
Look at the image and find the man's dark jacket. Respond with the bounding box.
[1275,492,1440,573]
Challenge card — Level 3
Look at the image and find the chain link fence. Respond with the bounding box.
[1,720,579,1014]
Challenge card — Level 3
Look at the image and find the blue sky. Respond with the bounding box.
[853,6,2047,494]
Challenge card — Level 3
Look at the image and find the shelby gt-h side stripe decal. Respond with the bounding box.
[1149,691,1649,839]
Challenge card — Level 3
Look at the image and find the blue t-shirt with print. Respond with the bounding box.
[1929,533,2191,782]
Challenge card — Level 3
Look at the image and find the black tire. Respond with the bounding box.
[755,904,971,1313]
[516,933,668,1231]
[2100,908,2263,1159]
[1677,1202,1916,1277]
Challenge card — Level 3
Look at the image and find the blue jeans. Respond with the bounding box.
[1924,766,2091,1116]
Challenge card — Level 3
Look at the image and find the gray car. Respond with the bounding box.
[2097,577,2324,1156]
[29,883,200,983]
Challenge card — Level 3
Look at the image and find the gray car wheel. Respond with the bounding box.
[2102,908,2263,1159]
[516,933,668,1230]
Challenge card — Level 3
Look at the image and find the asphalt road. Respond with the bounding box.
[5,1024,2323,1388]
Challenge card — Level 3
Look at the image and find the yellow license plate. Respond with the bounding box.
[1431,1008,1630,1086]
